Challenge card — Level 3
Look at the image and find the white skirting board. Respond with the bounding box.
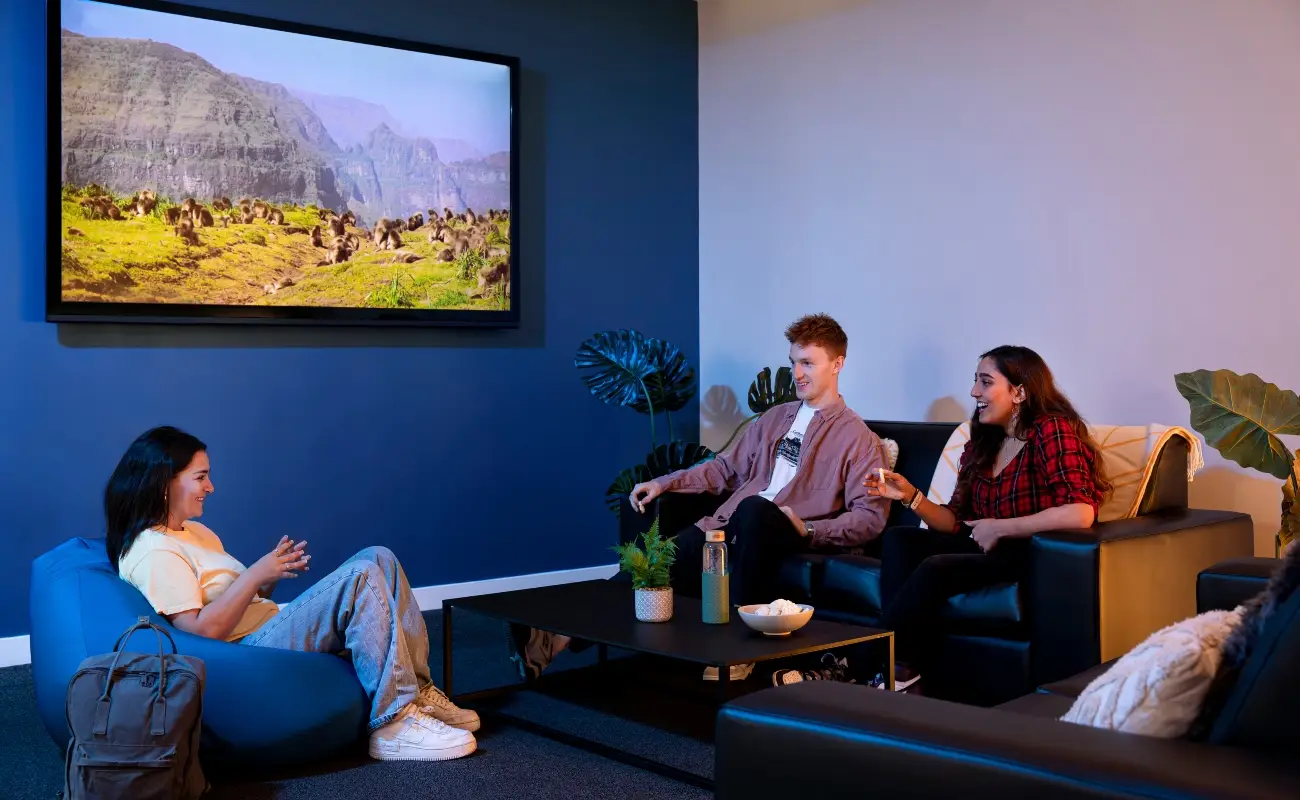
[0,562,618,669]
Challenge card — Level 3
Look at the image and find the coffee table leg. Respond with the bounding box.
[718,664,730,704]
[887,633,895,692]
[442,603,454,698]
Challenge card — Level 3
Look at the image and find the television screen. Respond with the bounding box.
[49,0,519,327]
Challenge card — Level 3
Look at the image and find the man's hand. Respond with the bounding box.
[779,506,808,536]
[968,519,1014,552]
[250,536,310,588]
[629,480,665,514]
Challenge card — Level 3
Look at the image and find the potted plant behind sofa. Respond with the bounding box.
[1175,369,1300,555]
[612,516,679,622]
[574,329,715,513]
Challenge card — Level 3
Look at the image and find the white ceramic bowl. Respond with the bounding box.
[737,603,814,636]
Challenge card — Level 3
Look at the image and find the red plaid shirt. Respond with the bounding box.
[946,415,1100,522]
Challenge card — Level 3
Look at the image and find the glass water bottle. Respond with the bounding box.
[702,530,729,624]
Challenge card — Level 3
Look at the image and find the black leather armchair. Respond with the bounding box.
[715,557,1300,800]
[621,420,1255,705]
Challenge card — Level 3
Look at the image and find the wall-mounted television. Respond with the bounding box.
[48,0,519,327]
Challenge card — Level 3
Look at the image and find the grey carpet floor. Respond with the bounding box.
[1,610,717,800]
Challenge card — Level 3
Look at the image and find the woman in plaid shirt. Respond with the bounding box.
[864,345,1112,693]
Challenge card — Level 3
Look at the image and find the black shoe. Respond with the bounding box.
[869,663,922,692]
[772,652,856,687]
[503,622,540,682]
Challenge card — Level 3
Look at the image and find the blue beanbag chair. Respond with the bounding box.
[30,537,369,765]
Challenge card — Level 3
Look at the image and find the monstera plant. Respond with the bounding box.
[1174,369,1300,554]
[575,330,715,513]
[712,366,800,455]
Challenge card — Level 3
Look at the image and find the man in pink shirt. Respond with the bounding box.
[509,314,891,681]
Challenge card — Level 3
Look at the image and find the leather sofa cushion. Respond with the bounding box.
[944,582,1024,635]
[1208,590,1300,754]
[776,553,827,605]
[1197,557,1276,613]
[996,691,1075,719]
[781,552,1026,637]
[1038,659,1118,699]
[820,555,883,619]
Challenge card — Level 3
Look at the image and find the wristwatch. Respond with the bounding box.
[804,520,815,538]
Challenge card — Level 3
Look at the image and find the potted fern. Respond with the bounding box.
[611,516,679,622]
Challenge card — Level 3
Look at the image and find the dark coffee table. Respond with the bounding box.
[442,579,892,788]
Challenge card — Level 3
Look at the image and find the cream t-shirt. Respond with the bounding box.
[119,520,280,642]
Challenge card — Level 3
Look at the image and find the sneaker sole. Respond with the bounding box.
[703,665,754,682]
[894,674,922,692]
[368,738,477,761]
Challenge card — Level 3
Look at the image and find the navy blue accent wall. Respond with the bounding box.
[0,0,699,637]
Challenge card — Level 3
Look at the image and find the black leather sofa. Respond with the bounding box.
[715,557,1300,799]
[620,420,1255,705]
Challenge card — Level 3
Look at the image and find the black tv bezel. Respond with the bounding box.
[47,0,522,329]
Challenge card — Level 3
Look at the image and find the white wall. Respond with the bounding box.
[699,0,1300,555]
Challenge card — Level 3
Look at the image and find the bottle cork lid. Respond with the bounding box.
[705,530,725,542]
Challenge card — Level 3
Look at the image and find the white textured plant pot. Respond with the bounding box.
[634,587,673,623]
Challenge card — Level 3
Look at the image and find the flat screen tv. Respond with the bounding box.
[49,0,519,327]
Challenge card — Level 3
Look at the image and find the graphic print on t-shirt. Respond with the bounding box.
[775,430,803,468]
[760,404,816,501]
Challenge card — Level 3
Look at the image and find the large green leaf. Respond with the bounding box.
[575,330,657,408]
[1174,369,1300,480]
[632,338,696,415]
[748,366,797,414]
[574,330,696,415]
[602,440,716,514]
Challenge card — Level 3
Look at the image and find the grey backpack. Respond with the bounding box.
[63,617,208,799]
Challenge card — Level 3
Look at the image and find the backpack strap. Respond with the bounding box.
[95,617,177,736]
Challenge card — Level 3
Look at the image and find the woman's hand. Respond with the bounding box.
[863,468,916,503]
[249,536,310,586]
[968,518,1016,552]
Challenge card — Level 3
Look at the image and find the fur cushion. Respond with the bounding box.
[879,437,899,471]
[1061,608,1243,737]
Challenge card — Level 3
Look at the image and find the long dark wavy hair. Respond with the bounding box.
[957,345,1112,506]
[104,426,207,565]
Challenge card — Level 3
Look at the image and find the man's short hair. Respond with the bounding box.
[785,314,847,360]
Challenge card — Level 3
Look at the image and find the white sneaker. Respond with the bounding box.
[702,663,754,681]
[369,704,477,761]
[417,683,480,732]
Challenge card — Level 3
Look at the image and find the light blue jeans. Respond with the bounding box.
[239,546,430,731]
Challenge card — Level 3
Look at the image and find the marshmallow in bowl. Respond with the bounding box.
[753,599,802,616]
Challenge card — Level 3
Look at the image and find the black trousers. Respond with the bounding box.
[878,525,1030,670]
[667,495,809,607]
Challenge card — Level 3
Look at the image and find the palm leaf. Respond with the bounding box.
[633,338,696,415]
[604,463,652,514]
[602,441,716,514]
[574,330,657,409]
[1174,369,1300,480]
[645,440,715,476]
[747,366,797,414]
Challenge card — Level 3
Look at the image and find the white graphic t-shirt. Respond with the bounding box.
[759,404,817,501]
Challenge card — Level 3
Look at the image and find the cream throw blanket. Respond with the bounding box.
[920,422,1203,528]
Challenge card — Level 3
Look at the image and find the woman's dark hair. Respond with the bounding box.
[958,345,1112,506]
[104,426,207,565]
